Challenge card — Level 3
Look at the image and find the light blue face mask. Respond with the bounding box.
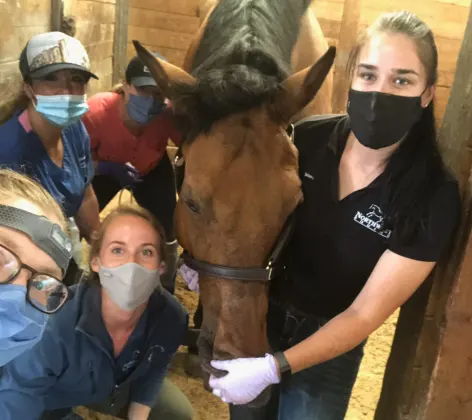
[34,94,89,128]
[0,284,48,366]
[127,93,166,125]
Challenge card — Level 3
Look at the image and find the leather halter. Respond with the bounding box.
[177,124,297,282]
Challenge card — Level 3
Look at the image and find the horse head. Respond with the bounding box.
[134,31,334,405]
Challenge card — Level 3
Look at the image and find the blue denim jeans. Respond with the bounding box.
[230,301,366,420]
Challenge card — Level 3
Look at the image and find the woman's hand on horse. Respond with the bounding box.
[209,354,280,405]
[97,161,142,187]
[179,264,199,293]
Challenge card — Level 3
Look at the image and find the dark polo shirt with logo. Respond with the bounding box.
[286,115,460,318]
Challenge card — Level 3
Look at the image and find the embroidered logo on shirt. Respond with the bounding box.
[78,155,87,169]
[122,350,141,373]
[354,204,392,239]
[304,172,315,180]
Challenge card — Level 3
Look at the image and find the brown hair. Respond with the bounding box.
[88,205,167,283]
[0,90,29,125]
[0,168,67,230]
[346,11,438,87]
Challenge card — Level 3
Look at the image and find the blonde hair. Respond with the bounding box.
[88,205,167,283]
[0,169,67,230]
[111,82,125,95]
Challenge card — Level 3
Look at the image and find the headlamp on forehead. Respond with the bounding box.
[0,205,72,274]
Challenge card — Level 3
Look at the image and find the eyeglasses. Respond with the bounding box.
[0,244,69,314]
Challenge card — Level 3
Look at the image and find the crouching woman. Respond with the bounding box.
[0,206,194,420]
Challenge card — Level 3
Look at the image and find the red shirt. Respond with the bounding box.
[82,92,181,175]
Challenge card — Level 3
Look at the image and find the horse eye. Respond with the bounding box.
[186,199,200,214]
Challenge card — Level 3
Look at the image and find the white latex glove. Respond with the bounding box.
[179,264,200,293]
[209,354,280,405]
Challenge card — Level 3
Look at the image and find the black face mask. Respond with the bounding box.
[347,89,424,150]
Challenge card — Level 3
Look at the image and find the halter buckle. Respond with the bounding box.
[266,260,274,280]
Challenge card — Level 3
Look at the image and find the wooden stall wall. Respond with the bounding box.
[0,0,51,111]
[312,0,469,122]
[127,0,200,67]
[63,0,116,94]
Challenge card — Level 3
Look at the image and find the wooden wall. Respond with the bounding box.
[0,0,467,119]
[313,0,469,121]
[127,0,200,67]
[63,0,116,94]
[0,0,51,110]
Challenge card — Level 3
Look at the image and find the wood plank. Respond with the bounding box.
[88,73,113,95]
[113,0,130,84]
[88,0,116,4]
[86,41,114,61]
[129,7,200,34]
[436,36,462,71]
[75,1,116,24]
[421,5,472,418]
[0,0,51,27]
[317,18,342,40]
[0,26,50,65]
[437,70,455,88]
[128,26,193,51]
[90,56,113,78]
[51,0,63,31]
[359,2,468,40]
[435,0,469,6]
[434,86,451,122]
[127,43,188,66]
[76,23,115,46]
[311,0,345,22]
[0,61,23,108]
[129,0,199,17]
[376,4,472,419]
[332,0,362,113]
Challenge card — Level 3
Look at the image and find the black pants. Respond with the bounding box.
[93,154,177,241]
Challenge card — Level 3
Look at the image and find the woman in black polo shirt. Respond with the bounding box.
[184,10,462,420]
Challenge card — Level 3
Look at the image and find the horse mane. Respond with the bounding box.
[172,0,312,138]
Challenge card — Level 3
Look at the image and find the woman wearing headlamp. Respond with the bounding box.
[0,169,72,366]
[0,205,193,420]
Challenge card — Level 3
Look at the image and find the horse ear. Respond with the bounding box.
[275,46,336,122]
[133,40,196,97]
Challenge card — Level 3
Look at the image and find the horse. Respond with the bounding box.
[133,0,335,406]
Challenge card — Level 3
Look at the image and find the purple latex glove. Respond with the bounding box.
[179,264,199,293]
[97,161,142,187]
[209,354,280,405]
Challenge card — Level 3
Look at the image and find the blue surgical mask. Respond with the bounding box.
[34,94,89,128]
[0,284,48,366]
[127,93,166,125]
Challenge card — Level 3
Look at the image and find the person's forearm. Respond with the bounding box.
[75,185,100,243]
[128,401,151,420]
[284,307,377,374]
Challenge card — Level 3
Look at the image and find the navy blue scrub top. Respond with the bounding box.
[0,110,94,218]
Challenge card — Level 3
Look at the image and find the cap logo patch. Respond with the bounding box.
[29,38,90,72]
[143,66,150,73]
